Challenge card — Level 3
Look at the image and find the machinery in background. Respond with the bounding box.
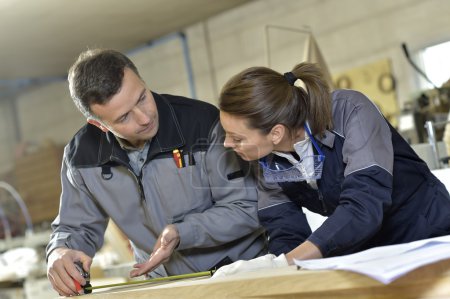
[400,87,450,169]
[0,181,33,249]
[397,43,450,169]
[400,43,450,142]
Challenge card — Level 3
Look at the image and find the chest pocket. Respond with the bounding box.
[147,151,212,224]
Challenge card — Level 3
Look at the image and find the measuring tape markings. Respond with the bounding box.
[84,270,215,292]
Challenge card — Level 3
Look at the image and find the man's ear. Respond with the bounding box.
[87,118,109,133]
[270,124,286,145]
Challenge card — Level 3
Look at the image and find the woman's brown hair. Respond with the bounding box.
[219,62,332,136]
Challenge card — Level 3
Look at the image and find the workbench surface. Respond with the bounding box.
[76,258,450,299]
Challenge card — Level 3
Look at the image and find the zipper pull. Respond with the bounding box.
[318,190,327,214]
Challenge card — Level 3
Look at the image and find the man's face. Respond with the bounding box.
[89,68,159,148]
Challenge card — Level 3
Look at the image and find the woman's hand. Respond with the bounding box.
[212,254,288,278]
[285,240,323,264]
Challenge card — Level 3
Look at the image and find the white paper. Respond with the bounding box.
[294,235,450,284]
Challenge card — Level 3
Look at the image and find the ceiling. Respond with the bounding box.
[0,0,252,94]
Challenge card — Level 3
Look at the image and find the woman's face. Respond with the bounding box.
[220,111,274,161]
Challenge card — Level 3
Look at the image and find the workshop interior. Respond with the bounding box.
[1,0,450,298]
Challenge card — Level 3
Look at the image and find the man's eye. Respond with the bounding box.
[138,95,146,103]
[233,139,242,143]
[118,114,129,123]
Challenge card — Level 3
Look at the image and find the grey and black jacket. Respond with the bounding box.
[46,92,266,275]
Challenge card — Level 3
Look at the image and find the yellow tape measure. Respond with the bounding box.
[84,270,215,292]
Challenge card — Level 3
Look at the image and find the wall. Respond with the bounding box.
[1,0,450,174]
[0,98,17,174]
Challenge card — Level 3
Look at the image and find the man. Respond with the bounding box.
[46,49,266,296]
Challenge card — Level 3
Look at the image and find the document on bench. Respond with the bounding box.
[294,235,450,284]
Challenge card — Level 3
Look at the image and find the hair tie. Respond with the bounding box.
[283,72,297,86]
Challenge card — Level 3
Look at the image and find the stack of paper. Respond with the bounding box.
[294,235,450,284]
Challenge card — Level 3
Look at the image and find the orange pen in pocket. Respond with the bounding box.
[172,149,185,168]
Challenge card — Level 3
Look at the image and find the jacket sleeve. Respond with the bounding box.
[308,167,392,256]
[255,174,312,255]
[259,201,312,255]
[175,122,261,249]
[308,92,394,256]
[46,147,109,260]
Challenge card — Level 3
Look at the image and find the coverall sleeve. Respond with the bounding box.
[175,122,261,249]
[256,175,312,255]
[46,148,109,260]
[259,201,312,255]
[308,92,394,256]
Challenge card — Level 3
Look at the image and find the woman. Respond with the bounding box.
[218,62,450,266]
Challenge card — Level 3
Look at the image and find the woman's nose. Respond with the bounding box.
[223,137,234,149]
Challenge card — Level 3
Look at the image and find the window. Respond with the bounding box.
[421,40,450,88]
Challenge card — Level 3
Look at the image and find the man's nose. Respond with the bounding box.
[135,107,150,125]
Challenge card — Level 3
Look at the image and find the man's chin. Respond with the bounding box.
[140,132,156,142]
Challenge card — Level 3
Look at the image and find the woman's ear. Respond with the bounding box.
[87,118,109,133]
[270,124,286,145]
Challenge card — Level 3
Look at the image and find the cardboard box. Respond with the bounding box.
[14,143,64,225]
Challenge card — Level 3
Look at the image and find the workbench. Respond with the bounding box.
[80,258,450,299]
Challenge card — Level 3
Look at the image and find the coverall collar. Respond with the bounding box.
[316,129,335,149]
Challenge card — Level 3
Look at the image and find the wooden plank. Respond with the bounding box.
[77,259,450,299]
[13,144,64,224]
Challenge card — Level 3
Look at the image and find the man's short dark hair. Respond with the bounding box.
[68,49,141,118]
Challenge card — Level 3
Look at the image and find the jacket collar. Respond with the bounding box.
[150,92,185,155]
[316,129,335,149]
[98,92,185,164]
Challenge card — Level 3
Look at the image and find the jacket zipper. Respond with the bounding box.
[128,165,154,228]
[109,157,157,246]
[318,190,327,214]
[111,156,146,201]
[111,157,149,220]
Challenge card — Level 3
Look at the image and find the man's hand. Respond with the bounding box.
[47,248,92,296]
[130,224,180,278]
[212,254,288,278]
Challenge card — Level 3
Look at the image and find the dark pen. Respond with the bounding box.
[188,151,196,166]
